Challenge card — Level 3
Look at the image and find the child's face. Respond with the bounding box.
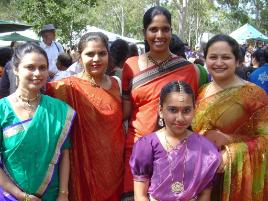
[159,92,194,136]
[56,61,67,71]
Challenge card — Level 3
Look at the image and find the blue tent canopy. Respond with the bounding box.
[230,23,268,44]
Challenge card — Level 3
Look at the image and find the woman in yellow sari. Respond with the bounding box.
[192,34,268,201]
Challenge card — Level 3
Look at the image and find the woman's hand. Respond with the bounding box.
[217,149,228,173]
[56,193,69,201]
[205,130,232,149]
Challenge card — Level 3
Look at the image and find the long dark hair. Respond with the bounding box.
[143,6,171,52]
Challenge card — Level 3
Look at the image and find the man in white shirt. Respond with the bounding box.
[39,24,64,79]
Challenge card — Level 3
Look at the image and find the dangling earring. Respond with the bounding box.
[15,76,19,87]
[158,118,164,127]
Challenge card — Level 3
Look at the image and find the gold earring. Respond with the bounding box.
[15,76,19,87]
[158,118,164,127]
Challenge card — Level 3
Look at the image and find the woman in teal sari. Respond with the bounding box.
[0,43,75,201]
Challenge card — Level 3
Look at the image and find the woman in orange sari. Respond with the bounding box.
[46,32,125,201]
[122,6,199,200]
[192,34,268,201]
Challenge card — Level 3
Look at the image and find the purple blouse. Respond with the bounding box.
[0,187,17,201]
[130,132,221,201]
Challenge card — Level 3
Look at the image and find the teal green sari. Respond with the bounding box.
[0,94,75,200]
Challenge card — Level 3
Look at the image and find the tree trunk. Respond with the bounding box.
[176,0,188,40]
[121,5,124,36]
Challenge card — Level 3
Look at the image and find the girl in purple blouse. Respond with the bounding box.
[130,81,221,201]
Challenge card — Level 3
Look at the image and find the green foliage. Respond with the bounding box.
[0,0,267,48]
[11,0,96,45]
[215,0,268,35]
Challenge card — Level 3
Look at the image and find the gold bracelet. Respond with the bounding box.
[59,190,69,195]
[24,193,30,201]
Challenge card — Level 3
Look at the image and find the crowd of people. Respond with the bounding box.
[0,5,267,201]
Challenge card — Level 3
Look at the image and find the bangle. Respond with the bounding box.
[59,190,69,195]
[24,193,30,201]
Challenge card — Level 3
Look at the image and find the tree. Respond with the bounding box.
[86,0,155,40]
[0,0,20,20]
[12,0,97,45]
[215,0,268,35]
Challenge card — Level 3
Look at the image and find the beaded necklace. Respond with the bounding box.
[147,54,172,69]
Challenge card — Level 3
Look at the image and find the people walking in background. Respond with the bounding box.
[128,43,139,57]
[0,47,14,98]
[0,42,75,201]
[39,24,64,80]
[192,34,268,201]
[169,34,208,87]
[107,39,129,78]
[51,52,73,81]
[47,32,125,201]
[249,47,268,93]
[130,81,220,201]
[122,6,199,200]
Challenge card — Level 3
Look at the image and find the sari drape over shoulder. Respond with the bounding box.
[0,95,75,201]
[122,56,199,192]
[130,133,221,201]
[46,76,125,201]
[192,84,268,201]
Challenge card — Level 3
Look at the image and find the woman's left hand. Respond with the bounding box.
[56,193,69,201]
[205,130,232,149]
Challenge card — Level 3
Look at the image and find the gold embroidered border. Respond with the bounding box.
[36,107,75,196]
[3,121,31,138]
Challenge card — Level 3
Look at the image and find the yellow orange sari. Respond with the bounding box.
[192,84,268,201]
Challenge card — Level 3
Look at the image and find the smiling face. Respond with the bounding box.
[80,39,109,78]
[145,14,172,53]
[159,92,194,137]
[14,52,49,91]
[41,31,55,46]
[205,41,239,82]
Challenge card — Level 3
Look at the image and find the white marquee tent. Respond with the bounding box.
[83,26,141,44]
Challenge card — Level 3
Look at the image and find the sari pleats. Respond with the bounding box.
[192,84,268,201]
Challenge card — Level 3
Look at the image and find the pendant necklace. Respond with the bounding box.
[165,133,188,194]
[17,93,40,107]
[81,71,98,87]
[147,53,172,70]
[15,93,41,118]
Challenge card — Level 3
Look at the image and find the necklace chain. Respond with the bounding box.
[148,54,172,69]
[14,93,41,118]
[165,133,188,194]
[17,93,40,104]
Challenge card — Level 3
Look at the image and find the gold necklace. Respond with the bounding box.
[165,133,188,194]
[17,93,40,106]
[147,54,172,69]
[79,71,108,88]
[15,93,41,118]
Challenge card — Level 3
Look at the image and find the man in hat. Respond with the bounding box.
[39,24,64,78]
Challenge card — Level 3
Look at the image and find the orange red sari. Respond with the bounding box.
[122,56,198,193]
[47,76,125,201]
[192,84,268,201]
